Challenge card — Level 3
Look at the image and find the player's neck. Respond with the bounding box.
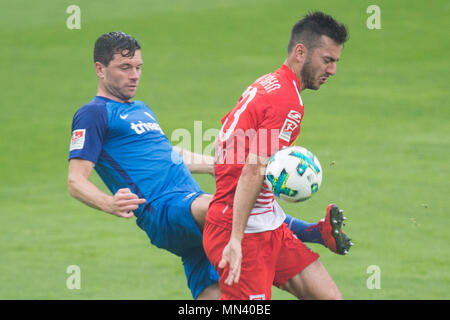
[283,60,304,91]
[96,87,131,104]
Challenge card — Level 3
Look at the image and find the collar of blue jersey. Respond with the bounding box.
[95,95,133,105]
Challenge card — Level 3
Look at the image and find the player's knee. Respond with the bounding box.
[190,194,213,229]
[196,283,221,300]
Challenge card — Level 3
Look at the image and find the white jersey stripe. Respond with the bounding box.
[292,80,303,106]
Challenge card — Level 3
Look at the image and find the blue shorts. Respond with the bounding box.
[135,191,219,299]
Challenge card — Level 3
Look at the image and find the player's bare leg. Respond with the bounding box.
[280,260,342,300]
[190,193,213,231]
[196,283,221,300]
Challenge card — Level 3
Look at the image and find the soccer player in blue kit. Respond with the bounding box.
[67,32,352,299]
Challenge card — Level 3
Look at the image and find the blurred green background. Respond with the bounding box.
[0,0,448,299]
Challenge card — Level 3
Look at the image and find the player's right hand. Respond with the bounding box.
[108,188,146,219]
[218,238,242,286]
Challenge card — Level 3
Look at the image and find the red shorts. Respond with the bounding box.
[203,221,320,300]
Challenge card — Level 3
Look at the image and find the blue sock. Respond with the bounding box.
[284,214,324,246]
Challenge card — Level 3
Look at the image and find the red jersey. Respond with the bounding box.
[207,64,305,233]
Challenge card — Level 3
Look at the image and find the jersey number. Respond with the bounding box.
[218,86,257,142]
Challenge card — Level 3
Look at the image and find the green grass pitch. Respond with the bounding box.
[0,0,448,299]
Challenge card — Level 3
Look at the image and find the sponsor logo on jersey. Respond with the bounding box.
[70,129,86,151]
[130,121,164,135]
[279,110,302,143]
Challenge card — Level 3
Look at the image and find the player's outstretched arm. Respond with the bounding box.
[172,146,214,175]
[219,152,268,286]
[68,159,146,218]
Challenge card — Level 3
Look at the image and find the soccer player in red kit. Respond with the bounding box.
[203,12,349,300]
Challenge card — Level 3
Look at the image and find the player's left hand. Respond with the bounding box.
[218,238,242,286]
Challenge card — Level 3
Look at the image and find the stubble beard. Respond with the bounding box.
[300,56,319,91]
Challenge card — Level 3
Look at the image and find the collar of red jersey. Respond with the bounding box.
[279,64,301,91]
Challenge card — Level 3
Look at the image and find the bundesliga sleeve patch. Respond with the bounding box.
[70,129,86,151]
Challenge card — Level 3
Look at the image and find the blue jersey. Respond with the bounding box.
[68,96,202,215]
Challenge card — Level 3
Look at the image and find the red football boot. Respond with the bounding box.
[318,204,353,255]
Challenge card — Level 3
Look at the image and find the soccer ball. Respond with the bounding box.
[265,146,322,203]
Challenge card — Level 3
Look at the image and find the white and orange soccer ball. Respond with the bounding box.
[265,146,322,203]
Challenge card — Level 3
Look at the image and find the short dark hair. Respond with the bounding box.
[94,31,141,66]
[287,11,348,54]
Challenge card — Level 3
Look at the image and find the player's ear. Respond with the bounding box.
[95,61,106,79]
[293,43,307,62]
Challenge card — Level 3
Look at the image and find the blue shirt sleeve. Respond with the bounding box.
[68,101,108,163]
